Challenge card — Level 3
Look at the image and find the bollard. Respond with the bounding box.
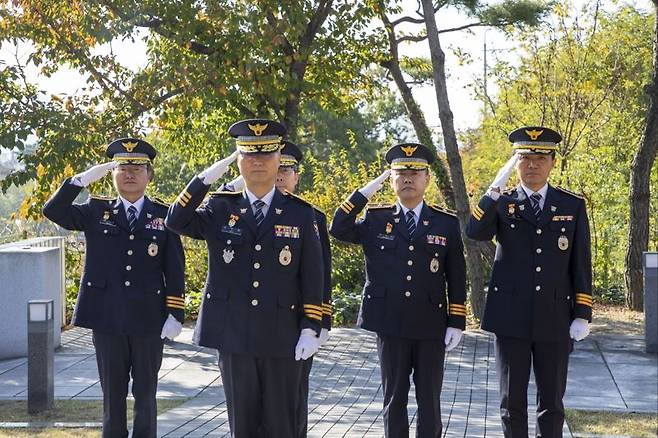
[644,252,658,354]
[27,299,55,414]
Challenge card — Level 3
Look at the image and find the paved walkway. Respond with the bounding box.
[0,326,655,437]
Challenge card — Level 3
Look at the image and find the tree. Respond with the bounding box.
[0,0,380,216]
[372,0,548,318]
[626,0,658,311]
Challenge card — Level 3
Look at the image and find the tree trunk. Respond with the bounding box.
[420,0,488,319]
[625,0,658,311]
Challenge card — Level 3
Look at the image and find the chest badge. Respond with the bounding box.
[430,258,440,273]
[508,203,515,215]
[279,245,292,266]
[103,211,110,221]
[228,214,239,227]
[223,248,234,264]
[558,235,569,251]
[148,243,159,257]
[385,222,392,234]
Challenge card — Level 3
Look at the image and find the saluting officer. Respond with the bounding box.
[330,143,467,438]
[466,127,592,438]
[43,139,185,438]
[165,119,324,437]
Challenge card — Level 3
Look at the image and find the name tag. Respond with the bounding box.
[221,225,243,236]
[376,233,395,241]
[552,215,574,221]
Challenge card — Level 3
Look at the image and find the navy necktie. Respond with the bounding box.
[406,210,416,237]
[530,192,542,220]
[253,200,265,227]
[127,205,137,231]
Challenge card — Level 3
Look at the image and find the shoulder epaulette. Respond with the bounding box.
[555,186,585,200]
[429,205,457,217]
[151,197,171,208]
[366,203,394,210]
[210,190,242,198]
[285,191,315,209]
[89,194,115,202]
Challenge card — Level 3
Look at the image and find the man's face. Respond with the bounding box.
[515,154,555,188]
[237,151,280,186]
[390,168,430,203]
[112,164,150,198]
[275,166,299,194]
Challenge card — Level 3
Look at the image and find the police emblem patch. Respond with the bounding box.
[223,248,234,264]
[558,235,569,251]
[279,245,292,266]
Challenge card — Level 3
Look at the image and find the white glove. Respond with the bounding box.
[160,314,183,340]
[198,151,239,185]
[225,175,245,192]
[444,327,463,352]
[569,318,590,341]
[358,169,391,199]
[486,153,519,200]
[295,328,320,360]
[72,162,118,187]
[319,328,330,346]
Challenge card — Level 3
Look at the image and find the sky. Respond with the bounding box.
[1,0,654,139]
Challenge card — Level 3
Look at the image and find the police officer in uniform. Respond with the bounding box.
[330,143,467,438]
[466,127,592,438]
[165,119,324,437]
[43,139,185,438]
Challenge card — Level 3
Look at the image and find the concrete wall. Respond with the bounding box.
[0,246,62,359]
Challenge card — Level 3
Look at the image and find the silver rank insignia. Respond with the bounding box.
[240,208,248,214]
[223,248,234,264]
[519,204,525,211]
[148,243,158,257]
[423,220,429,226]
[430,258,440,273]
[279,245,292,266]
[558,235,569,251]
[113,209,119,214]
[147,213,152,219]
[551,205,557,212]
[394,218,400,223]
[275,208,283,215]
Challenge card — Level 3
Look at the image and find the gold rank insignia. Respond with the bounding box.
[279,245,292,266]
[223,248,234,264]
[430,258,440,273]
[122,141,138,152]
[385,222,393,234]
[558,235,569,251]
[148,242,158,257]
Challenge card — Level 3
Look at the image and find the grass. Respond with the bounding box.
[566,409,658,437]
[0,398,187,437]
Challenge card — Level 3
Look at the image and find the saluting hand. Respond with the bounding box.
[359,169,392,200]
[199,150,239,185]
[73,161,118,187]
[487,153,520,200]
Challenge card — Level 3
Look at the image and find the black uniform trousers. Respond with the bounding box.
[93,331,164,438]
[297,357,313,438]
[495,335,572,438]
[377,334,445,438]
[218,352,303,438]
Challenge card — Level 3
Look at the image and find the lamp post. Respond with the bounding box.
[644,252,657,354]
[27,299,54,413]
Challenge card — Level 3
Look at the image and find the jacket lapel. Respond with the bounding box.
[110,198,130,231]
[537,185,559,227]
[411,202,432,243]
[392,204,410,242]
[257,190,286,239]
[235,193,257,237]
